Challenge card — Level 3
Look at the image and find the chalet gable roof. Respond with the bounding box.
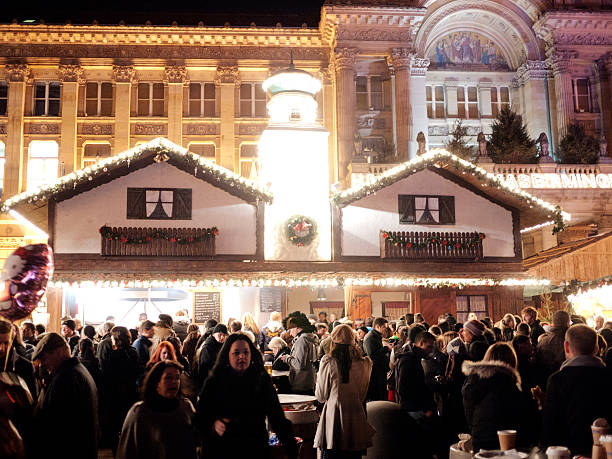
[331,149,570,232]
[1,138,272,212]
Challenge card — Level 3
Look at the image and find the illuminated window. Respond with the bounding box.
[34,82,61,116]
[0,142,4,197]
[356,76,384,111]
[239,144,258,179]
[239,83,266,118]
[137,82,164,117]
[85,82,113,116]
[188,83,216,117]
[189,143,216,162]
[572,79,591,113]
[399,194,455,225]
[456,295,488,323]
[27,141,58,190]
[426,85,445,119]
[0,82,7,116]
[82,143,111,168]
[457,86,479,119]
[491,87,510,117]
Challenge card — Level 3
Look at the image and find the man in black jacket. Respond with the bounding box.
[535,310,570,388]
[522,306,545,347]
[31,332,99,458]
[542,324,612,456]
[363,317,392,401]
[196,324,228,388]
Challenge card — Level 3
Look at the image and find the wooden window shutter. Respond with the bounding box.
[398,195,416,224]
[439,196,455,224]
[173,189,192,220]
[126,188,146,219]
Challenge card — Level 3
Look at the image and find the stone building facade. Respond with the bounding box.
[2,0,612,254]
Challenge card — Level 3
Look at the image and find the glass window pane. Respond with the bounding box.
[240,101,251,117]
[48,100,60,116]
[435,86,444,101]
[101,83,113,99]
[426,86,432,101]
[86,100,98,116]
[468,103,479,119]
[371,93,383,110]
[468,87,478,102]
[86,83,98,98]
[357,94,368,111]
[35,83,46,99]
[189,101,201,117]
[255,100,266,117]
[500,87,509,103]
[240,84,251,99]
[34,100,46,116]
[204,100,215,117]
[492,104,499,118]
[0,100,6,116]
[370,77,383,92]
[255,84,265,100]
[152,83,164,99]
[457,87,465,102]
[435,103,445,118]
[138,100,149,116]
[48,83,61,99]
[240,161,252,178]
[152,100,164,116]
[204,83,215,99]
[427,104,433,118]
[30,141,59,158]
[458,104,466,118]
[100,100,112,116]
[490,88,498,103]
[0,84,7,98]
[189,83,201,99]
[355,76,367,93]
[576,79,588,95]
[138,83,149,99]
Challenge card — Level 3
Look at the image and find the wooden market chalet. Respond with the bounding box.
[1,138,567,326]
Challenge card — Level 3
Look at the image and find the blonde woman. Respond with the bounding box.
[242,312,260,337]
[314,324,375,459]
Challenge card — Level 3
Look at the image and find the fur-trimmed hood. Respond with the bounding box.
[462,360,522,390]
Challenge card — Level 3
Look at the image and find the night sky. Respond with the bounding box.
[1,1,327,27]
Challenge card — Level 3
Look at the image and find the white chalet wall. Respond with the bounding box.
[341,169,515,257]
[54,162,257,255]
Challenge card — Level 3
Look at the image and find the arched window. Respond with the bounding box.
[27,141,58,190]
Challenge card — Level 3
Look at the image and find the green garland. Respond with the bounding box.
[381,230,485,250]
[285,215,317,247]
[99,225,218,245]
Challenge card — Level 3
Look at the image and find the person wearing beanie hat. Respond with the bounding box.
[31,332,99,458]
[61,318,80,353]
[280,312,318,394]
[195,323,228,389]
[461,320,488,361]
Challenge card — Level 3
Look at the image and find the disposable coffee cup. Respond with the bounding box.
[545,446,571,459]
[600,435,612,457]
[497,430,516,451]
[593,425,610,446]
[593,444,607,459]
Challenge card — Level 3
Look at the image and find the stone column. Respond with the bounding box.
[598,53,612,158]
[547,50,576,140]
[215,66,240,172]
[409,57,430,158]
[112,65,135,154]
[165,65,187,146]
[390,48,412,160]
[59,65,84,174]
[515,61,550,142]
[4,64,30,197]
[333,48,358,183]
[319,66,337,184]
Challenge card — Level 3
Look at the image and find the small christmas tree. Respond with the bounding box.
[558,123,599,164]
[487,106,538,163]
[445,120,477,161]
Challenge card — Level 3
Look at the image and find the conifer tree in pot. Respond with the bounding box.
[557,123,599,164]
[487,106,538,163]
[445,120,477,161]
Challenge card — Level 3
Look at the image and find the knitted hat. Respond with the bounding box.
[212,324,228,335]
[464,320,484,337]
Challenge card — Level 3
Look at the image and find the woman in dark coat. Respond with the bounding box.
[196,333,297,458]
[77,337,102,389]
[462,342,527,452]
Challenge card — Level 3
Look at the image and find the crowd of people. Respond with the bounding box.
[0,306,611,459]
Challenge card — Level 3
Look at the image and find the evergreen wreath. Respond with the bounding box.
[285,215,317,247]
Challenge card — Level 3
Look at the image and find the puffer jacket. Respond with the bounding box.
[462,360,527,452]
[286,332,318,393]
[259,321,285,352]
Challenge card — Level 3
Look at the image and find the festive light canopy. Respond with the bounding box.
[1,137,273,212]
[332,148,570,233]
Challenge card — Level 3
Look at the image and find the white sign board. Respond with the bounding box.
[497,173,612,189]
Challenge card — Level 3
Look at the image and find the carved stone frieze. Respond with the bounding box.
[5,63,31,82]
[546,50,577,75]
[428,125,449,136]
[134,124,166,135]
[333,48,358,72]
[81,124,113,135]
[164,65,188,84]
[514,60,548,85]
[112,65,135,83]
[390,48,413,72]
[336,27,414,42]
[238,124,265,135]
[410,57,430,77]
[318,67,334,85]
[58,64,85,83]
[215,66,240,86]
[598,52,612,75]
[26,123,60,134]
[186,124,219,135]
[554,33,612,47]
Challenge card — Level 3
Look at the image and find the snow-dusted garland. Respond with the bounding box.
[381,230,485,249]
[331,149,567,234]
[99,225,218,245]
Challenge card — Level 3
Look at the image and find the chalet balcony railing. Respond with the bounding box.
[100,226,216,257]
[380,230,484,260]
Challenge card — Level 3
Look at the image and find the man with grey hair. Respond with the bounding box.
[542,324,612,456]
[96,320,115,369]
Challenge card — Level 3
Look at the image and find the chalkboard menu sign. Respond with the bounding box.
[260,287,282,313]
[193,292,221,323]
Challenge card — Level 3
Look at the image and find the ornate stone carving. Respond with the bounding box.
[0,124,6,134]
[410,57,430,77]
[555,33,612,46]
[112,65,135,83]
[5,63,31,82]
[164,65,188,84]
[58,64,85,83]
[134,124,166,135]
[81,124,113,135]
[333,48,358,72]
[546,50,577,75]
[428,125,449,136]
[514,60,548,85]
[238,124,265,135]
[26,123,60,134]
[186,124,219,135]
[390,48,413,72]
[336,28,414,42]
[318,66,334,85]
[215,66,240,86]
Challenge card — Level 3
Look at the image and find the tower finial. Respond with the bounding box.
[289,51,295,69]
